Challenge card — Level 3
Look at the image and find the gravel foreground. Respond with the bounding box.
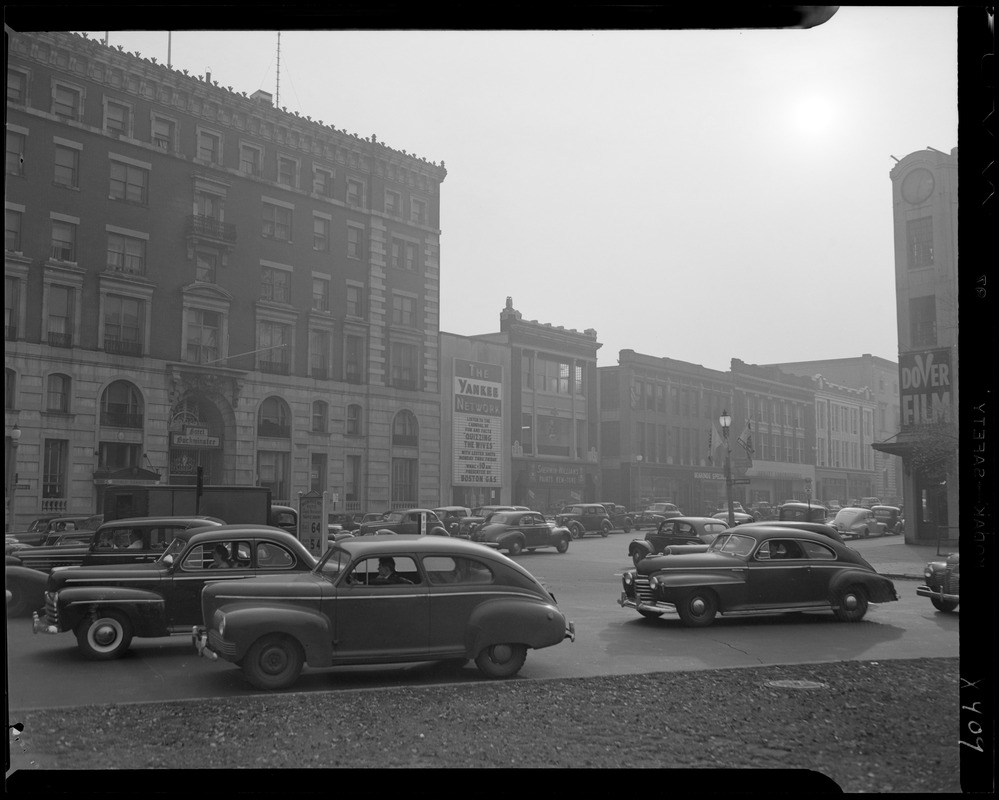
[7,657,960,793]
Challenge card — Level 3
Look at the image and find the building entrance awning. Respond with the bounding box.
[872,432,918,457]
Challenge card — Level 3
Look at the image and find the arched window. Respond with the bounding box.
[392,409,418,447]
[46,373,71,413]
[311,400,328,433]
[346,404,362,436]
[101,380,143,428]
[258,396,291,438]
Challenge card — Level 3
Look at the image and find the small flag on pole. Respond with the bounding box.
[737,419,755,458]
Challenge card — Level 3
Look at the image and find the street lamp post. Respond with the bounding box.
[719,410,735,528]
[6,424,21,533]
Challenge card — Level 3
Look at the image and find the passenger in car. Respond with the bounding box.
[374,557,412,585]
[211,544,233,569]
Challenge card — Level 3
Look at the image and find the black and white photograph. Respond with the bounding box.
[4,6,989,792]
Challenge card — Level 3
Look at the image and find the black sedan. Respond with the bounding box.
[628,516,728,566]
[355,508,450,537]
[619,525,898,627]
[470,510,571,555]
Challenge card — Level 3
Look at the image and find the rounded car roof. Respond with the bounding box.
[97,516,225,529]
[333,535,509,556]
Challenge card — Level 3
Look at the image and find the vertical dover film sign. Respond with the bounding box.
[453,359,503,486]
[900,348,953,428]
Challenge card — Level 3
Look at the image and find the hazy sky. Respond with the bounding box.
[82,8,958,372]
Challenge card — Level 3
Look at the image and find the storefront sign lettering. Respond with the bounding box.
[900,348,952,428]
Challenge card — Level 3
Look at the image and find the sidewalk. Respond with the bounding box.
[851,538,954,580]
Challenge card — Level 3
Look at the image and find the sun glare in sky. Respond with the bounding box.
[790,93,839,137]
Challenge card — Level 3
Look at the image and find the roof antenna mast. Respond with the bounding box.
[275,31,281,108]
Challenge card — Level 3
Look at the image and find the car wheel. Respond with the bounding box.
[556,537,570,554]
[75,610,134,660]
[474,643,527,679]
[832,586,869,622]
[930,597,958,613]
[676,590,718,627]
[569,523,583,540]
[507,538,524,556]
[242,634,304,690]
[600,521,611,537]
[861,527,869,538]
[622,519,633,534]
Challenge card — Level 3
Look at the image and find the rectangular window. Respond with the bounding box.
[7,69,27,104]
[521,413,534,455]
[385,190,400,216]
[53,84,82,120]
[104,294,145,356]
[43,439,68,498]
[258,321,290,374]
[277,156,297,187]
[347,226,363,259]
[309,329,330,380]
[47,284,74,346]
[260,267,290,303]
[110,161,148,204]
[907,217,934,269]
[411,197,427,225]
[405,241,417,271]
[312,277,330,312]
[186,308,220,364]
[46,374,70,412]
[54,145,79,187]
[197,130,222,164]
[107,233,146,276]
[909,295,937,347]
[310,453,327,492]
[346,178,364,207]
[151,116,175,151]
[5,208,22,252]
[391,342,419,390]
[256,451,290,504]
[345,334,365,384]
[346,285,363,318]
[239,143,262,175]
[345,454,362,502]
[262,204,292,241]
[51,219,77,262]
[347,405,362,436]
[104,100,130,136]
[313,167,334,198]
[392,294,415,327]
[6,131,25,176]
[313,216,330,251]
[195,249,218,283]
[4,276,19,339]
[99,442,141,472]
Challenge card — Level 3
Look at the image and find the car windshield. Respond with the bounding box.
[316,546,351,581]
[489,512,517,525]
[708,534,756,556]
[383,511,407,524]
[834,509,864,524]
[157,537,188,562]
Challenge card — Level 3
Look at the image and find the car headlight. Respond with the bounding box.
[649,575,659,591]
[623,572,634,586]
[216,611,226,637]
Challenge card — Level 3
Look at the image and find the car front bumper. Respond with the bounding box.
[916,585,959,604]
[618,592,674,615]
[192,626,219,661]
[32,611,60,635]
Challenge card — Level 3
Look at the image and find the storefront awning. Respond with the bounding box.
[872,432,918,457]
[93,466,163,485]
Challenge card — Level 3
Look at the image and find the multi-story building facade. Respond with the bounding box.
[874,146,959,545]
[599,351,734,514]
[809,375,878,505]
[770,354,901,504]
[5,31,447,527]
[729,359,825,506]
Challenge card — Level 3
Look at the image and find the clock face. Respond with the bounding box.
[901,168,935,204]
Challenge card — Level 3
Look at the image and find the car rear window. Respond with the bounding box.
[422,555,494,585]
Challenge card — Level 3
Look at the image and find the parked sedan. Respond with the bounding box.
[356,508,450,537]
[619,525,898,626]
[633,502,683,530]
[628,516,728,566]
[433,506,472,536]
[712,510,756,526]
[829,507,887,539]
[32,525,318,658]
[470,510,571,555]
[917,552,959,612]
[193,536,575,690]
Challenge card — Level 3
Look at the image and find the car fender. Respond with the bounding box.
[215,603,333,666]
[828,569,898,603]
[629,539,653,558]
[5,565,49,610]
[55,585,168,636]
[465,597,567,654]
